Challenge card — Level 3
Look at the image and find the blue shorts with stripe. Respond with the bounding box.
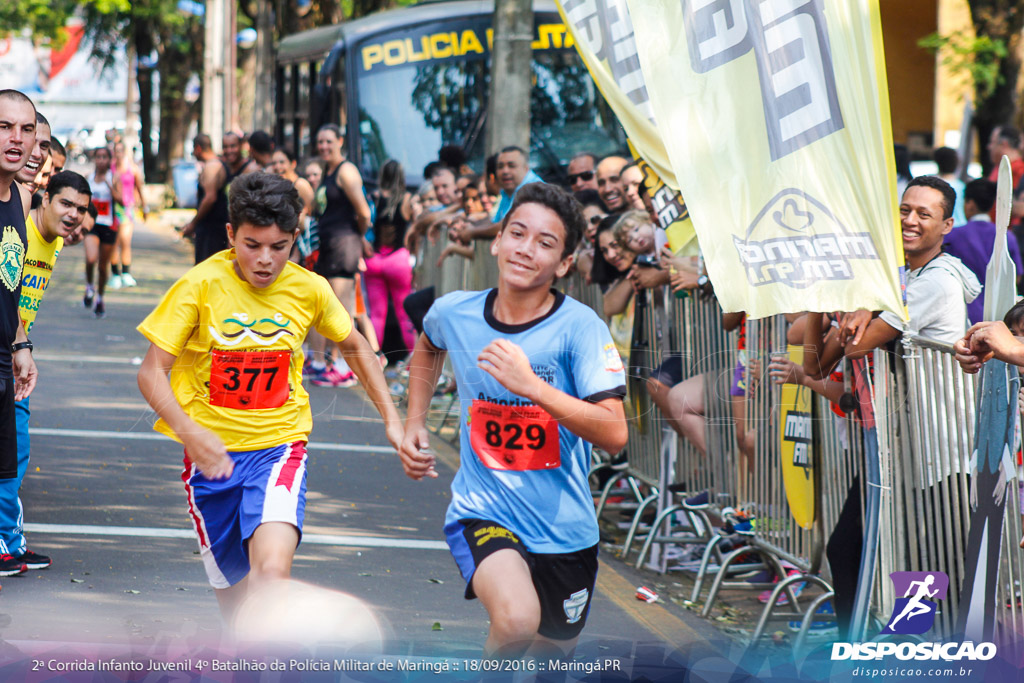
[182,441,308,588]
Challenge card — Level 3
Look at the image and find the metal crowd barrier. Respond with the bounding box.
[410,231,1024,653]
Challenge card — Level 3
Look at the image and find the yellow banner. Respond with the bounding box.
[628,141,698,254]
[627,0,906,319]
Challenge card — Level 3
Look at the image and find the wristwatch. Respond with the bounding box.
[11,340,32,354]
[697,275,710,288]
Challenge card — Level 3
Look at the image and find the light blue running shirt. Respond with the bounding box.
[424,289,626,553]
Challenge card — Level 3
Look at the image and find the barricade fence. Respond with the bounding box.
[410,232,1024,650]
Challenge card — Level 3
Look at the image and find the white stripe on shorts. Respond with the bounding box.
[262,441,308,529]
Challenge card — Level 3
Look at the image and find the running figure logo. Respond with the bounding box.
[882,571,949,635]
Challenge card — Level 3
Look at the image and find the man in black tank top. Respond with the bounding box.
[0,90,40,578]
[183,132,257,263]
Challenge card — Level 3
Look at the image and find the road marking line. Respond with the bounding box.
[28,428,396,454]
[35,354,140,364]
[596,559,713,647]
[23,523,448,550]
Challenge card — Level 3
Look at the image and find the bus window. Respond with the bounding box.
[355,47,624,185]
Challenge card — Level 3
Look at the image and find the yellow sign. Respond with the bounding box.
[777,345,814,530]
[360,24,574,71]
[627,0,906,320]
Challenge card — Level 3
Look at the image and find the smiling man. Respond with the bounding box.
[15,112,50,195]
[596,155,628,213]
[4,171,92,572]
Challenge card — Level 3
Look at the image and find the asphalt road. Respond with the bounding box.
[0,218,747,680]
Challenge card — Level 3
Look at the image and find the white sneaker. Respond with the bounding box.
[108,275,122,290]
[121,273,137,287]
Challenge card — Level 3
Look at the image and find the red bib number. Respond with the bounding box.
[209,350,291,410]
[469,401,560,471]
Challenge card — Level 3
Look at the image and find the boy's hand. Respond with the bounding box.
[184,428,234,480]
[478,339,542,401]
[398,428,438,480]
[385,422,405,454]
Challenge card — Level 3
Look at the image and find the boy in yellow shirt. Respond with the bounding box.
[137,172,402,618]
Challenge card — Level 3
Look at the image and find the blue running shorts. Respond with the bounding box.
[182,441,308,588]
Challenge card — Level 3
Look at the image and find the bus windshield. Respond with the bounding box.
[356,47,625,185]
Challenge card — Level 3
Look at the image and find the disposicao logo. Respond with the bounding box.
[883,571,948,635]
[831,571,996,662]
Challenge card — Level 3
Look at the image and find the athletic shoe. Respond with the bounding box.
[94,300,106,318]
[683,490,710,509]
[788,602,836,634]
[120,273,137,287]
[759,569,804,605]
[0,554,27,576]
[109,274,123,290]
[309,366,336,386]
[83,285,94,309]
[334,370,357,387]
[15,550,51,570]
[302,357,314,378]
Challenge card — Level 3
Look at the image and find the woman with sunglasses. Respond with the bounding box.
[572,189,606,283]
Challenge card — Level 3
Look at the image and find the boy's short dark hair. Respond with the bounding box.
[228,172,303,234]
[933,147,959,175]
[964,178,997,214]
[905,175,956,220]
[46,171,91,199]
[439,144,467,170]
[485,154,498,178]
[502,182,583,259]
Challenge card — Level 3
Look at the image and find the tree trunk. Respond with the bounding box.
[137,65,156,179]
[156,38,197,182]
[485,0,533,156]
[969,0,1024,177]
[253,0,275,130]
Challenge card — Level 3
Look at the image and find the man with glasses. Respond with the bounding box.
[567,152,598,192]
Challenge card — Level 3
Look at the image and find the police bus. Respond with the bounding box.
[274,0,625,186]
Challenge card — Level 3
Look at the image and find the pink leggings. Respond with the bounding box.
[363,247,416,351]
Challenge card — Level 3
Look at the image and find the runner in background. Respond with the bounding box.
[270,148,315,264]
[83,146,121,318]
[111,141,147,288]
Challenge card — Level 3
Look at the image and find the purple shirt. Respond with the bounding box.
[943,219,1024,323]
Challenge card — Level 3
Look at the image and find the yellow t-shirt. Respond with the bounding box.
[137,250,353,450]
[19,214,63,334]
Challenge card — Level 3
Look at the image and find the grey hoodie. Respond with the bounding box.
[879,253,982,345]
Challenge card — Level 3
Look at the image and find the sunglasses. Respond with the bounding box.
[589,215,603,225]
[569,171,595,183]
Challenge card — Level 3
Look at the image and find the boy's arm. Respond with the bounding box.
[478,339,628,454]
[336,330,404,451]
[399,334,446,480]
[136,343,233,479]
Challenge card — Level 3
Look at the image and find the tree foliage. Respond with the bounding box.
[919,1,1024,176]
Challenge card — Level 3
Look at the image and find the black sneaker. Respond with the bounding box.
[0,554,27,576]
[16,550,50,569]
[684,490,710,509]
[83,287,94,309]
[94,300,105,318]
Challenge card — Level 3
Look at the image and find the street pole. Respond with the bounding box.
[254,0,275,131]
[125,42,139,154]
[202,0,227,149]
[485,0,533,157]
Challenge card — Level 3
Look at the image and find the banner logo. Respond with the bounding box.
[682,0,844,160]
[733,189,879,288]
[882,571,949,635]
